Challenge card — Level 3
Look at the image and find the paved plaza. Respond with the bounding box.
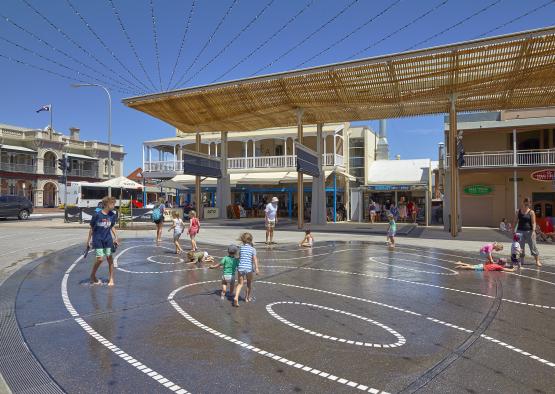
[1,220,554,393]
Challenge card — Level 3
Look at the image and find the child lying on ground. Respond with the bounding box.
[454,260,515,272]
[186,250,215,265]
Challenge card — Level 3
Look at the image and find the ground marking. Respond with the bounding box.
[266,301,406,348]
[147,255,186,265]
[61,255,190,393]
[168,281,389,394]
[372,257,458,275]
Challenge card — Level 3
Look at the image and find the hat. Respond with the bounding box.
[228,244,239,255]
[513,233,521,242]
[271,197,279,203]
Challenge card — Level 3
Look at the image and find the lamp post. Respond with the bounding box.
[71,83,112,197]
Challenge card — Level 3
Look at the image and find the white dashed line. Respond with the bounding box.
[61,256,190,393]
[168,280,389,394]
[266,301,406,348]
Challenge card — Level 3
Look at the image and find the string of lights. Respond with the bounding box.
[295,0,402,68]
[167,0,196,90]
[179,0,276,87]
[0,35,134,95]
[404,0,502,51]
[107,0,157,91]
[64,0,150,93]
[1,12,140,94]
[475,0,554,39]
[172,0,240,89]
[150,0,163,91]
[213,0,316,83]
[251,0,359,76]
[345,0,450,61]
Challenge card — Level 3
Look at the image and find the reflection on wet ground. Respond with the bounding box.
[7,239,555,393]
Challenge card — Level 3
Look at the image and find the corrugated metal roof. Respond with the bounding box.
[123,26,555,133]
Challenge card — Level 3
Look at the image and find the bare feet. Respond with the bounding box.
[536,261,542,267]
[107,281,115,287]
[90,277,101,285]
[233,300,239,307]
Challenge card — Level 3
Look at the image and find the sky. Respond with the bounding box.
[1,0,553,173]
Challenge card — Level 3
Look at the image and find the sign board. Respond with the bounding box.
[531,169,555,182]
[295,142,320,178]
[183,150,222,178]
[203,207,219,219]
[464,184,493,195]
[367,185,413,191]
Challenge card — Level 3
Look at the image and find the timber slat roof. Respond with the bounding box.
[123,26,555,132]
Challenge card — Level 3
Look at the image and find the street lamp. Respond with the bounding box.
[71,83,112,197]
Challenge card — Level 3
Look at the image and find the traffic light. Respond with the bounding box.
[58,157,66,172]
[65,158,71,174]
[456,134,465,168]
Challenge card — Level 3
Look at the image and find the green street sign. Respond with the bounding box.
[464,184,492,195]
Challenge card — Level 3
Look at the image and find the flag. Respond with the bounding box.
[36,105,51,113]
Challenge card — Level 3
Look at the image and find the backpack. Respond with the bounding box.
[151,205,162,222]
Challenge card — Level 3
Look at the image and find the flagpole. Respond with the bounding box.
[50,105,53,140]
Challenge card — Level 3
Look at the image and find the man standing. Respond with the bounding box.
[265,196,279,244]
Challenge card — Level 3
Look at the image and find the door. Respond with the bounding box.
[6,196,20,216]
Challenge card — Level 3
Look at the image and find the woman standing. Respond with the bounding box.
[368,200,377,223]
[513,198,541,267]
[398,197,407,222]
[152,197,165,246]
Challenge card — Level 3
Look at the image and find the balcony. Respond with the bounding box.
[144,153,344,175]
[447,149,555,169]
[70,168,98,178]
[44,165,57,175]
[0,162,37,173]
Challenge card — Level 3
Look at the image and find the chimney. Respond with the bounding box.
[69,127,80,141]
[376,119,389,160]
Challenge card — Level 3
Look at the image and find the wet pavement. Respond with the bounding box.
[2,239,555,393]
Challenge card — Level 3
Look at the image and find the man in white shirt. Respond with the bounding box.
[265,196,279,244]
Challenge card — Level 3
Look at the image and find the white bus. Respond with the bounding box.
[59,181,144,208]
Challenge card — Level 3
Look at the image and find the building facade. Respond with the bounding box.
[443,108,555,229]
[0,124,125,207]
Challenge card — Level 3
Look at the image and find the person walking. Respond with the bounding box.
[513,197,541,267]
[265,196,279,244]
[152,197,166,246]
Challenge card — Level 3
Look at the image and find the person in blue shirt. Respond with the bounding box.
[233,232,260,307]
[86,196,119,286]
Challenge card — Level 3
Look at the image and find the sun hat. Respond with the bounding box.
[271,196,279,203]
[228,244,239,255]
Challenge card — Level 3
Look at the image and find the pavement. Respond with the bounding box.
[0,219,554,393]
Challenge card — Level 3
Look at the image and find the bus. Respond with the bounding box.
[59,181,144,208]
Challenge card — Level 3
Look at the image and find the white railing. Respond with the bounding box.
[447,148,555,168]
[145,154,344,173]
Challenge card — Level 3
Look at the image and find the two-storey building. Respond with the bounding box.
[444,108,555,229]
[0,124,125,207]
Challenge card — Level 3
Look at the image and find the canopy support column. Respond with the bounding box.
[513,128,518,213]
[311,123,326,225]
[217,131,231,219]
[448,95,459,237]
[296,108,304,229]
[195,132,202,219]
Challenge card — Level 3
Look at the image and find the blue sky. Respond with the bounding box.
[1,0,553,172]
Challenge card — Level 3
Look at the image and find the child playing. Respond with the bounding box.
[480,242,504,263]
[454,260,515,272]
[186,250,215,265]
[167,212,185,254]
[234,232,260,307]
[188,210,200,251]
[511,233,523,269]
[86,196,119,286]
[387,213,396,248]
[209,245,239,299]
[299,229,314,247]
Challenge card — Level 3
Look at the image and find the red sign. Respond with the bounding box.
[531,169,555,182]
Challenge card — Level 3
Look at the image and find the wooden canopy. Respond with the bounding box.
[123,26,555,132]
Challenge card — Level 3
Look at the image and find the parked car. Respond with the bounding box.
[0,195,33,220]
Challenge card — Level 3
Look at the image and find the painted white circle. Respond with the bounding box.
[147,255,185,265]
[266,301,406,348]
[370,257,458,275]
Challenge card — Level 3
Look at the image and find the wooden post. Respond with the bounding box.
[449,95,458,237]
[195,132,202,219]
[296,108,304,229]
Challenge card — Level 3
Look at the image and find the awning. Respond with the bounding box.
[1,144,36,153]
[100,176,143,189]
[67,153,98,160]
[123,26,555,132]
[237,172,288,185]
[171,173,245,187]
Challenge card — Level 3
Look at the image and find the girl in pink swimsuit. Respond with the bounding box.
[188,210,200,251]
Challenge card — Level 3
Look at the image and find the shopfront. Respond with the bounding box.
[460,168,555,231]
[359,184,430,223]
